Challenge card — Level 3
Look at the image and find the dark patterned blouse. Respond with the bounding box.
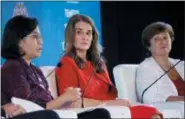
[1,58,53,108]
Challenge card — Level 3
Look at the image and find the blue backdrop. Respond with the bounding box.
[1,1,102,66]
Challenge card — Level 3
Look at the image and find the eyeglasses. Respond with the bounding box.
[24,32,42,40]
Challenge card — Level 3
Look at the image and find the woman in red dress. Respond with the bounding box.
[56,14,163,119]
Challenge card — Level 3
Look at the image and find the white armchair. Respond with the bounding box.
[40,66,58,99]
[113,64,139,104]
[113,64,184,118]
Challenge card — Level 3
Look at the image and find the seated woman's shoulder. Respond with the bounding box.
[139,57,153,67]
[61,55,72,61]
[169,57,183,62]
[1,59,22,70]
[60,55,76,65]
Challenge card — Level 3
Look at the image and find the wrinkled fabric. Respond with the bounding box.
[1,58,53,108]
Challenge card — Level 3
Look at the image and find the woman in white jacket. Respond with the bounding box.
[136,22,184,104]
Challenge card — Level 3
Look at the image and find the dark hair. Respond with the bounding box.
[1,15,38,59]
[142,21,174,50]
[64,14,104,73]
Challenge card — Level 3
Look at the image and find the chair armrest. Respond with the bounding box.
[152,101,184,108]
[152,101,184,118]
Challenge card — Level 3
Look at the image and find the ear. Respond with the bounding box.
[19,39,25,45]
[19,40,23,47]
[147,46,151,52]
[19,40,26,50]
[18,40,25,55]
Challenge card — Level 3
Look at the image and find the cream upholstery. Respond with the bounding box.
[113,64,139,103]
[40,66,58,99]
[113,64,184,118]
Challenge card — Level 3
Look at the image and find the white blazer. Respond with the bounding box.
[136,57,184,104]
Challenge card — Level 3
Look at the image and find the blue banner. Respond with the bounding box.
[1,1,102,66]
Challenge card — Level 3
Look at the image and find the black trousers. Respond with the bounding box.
[78,108,111,119]
[7,108,111,119]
